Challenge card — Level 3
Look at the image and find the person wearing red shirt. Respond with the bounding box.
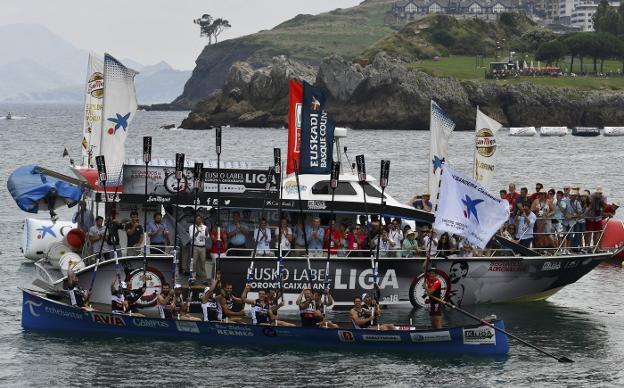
[424,266,443,328]
[210,223,228,259]
[347,225,367,256]
[323,219,342,255]
[507,183,519,219]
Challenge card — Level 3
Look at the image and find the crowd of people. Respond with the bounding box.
[497,183,619,253]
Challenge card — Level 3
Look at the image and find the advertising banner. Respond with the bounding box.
[299,81,334,174]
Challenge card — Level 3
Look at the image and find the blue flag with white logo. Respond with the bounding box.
[299,81,334,174]
[433,163,509,248]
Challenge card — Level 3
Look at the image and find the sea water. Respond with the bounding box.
[0,103,623,386]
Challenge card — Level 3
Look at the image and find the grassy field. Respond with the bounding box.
[412,55,624,90]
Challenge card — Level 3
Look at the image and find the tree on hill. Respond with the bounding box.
[194,14,231,44]
[535,40,566,65]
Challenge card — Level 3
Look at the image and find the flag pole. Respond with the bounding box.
[424,158,444,273]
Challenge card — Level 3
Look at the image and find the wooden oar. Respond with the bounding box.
[428,295,574,363]
[247,166,275,283]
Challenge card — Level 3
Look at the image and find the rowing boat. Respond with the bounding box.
[21,288,509,356]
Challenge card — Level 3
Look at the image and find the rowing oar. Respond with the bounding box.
[371,160,390,312]
[187,162,204,302]
[246,166,274,283]
[323,161,340,316]
[273,149,286,303]
[142,136,152,281]
[172,152,185,287]
[292,160,312,278]
[428,295,574,363]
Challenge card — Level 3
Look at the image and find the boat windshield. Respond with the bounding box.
[311,181,357,195]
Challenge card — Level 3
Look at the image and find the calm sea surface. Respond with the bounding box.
[0,103,623,387]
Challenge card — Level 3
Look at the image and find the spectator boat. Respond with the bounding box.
[20,288,509,356]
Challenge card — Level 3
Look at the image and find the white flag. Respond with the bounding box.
[434,163,509,249]
[99,54,138,184]
[473,107,501,189]
[428,100,455,207]
[81,54,104,167]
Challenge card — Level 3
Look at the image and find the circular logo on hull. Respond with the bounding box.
[475,128,497,157]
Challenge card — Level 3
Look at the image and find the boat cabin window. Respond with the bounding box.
[359,182,386,198]
[311,181,357,195]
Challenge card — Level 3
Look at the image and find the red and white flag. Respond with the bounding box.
[286,79,303,175]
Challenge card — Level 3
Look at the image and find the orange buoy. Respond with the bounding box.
[600,219,624,259]
[65,228,86,249]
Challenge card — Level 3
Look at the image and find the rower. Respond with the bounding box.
[110,279,128,314]
[296,288,317,327]
[312,289,339,328]
[157,283,174,319]
[362,292,395,330]
[216,282,246,323]
[424,266,443,329]
[66,267,91,310]
[201,281,222,322]
[266,287,295,327]
[123,280,147,317]
[172,283,201,321]
[350,296,394,331]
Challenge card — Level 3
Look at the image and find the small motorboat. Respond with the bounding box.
[6,112,12,120]
[571,127,600,137]
[21,288,509,356]
[539,127,568,136]
[603,127,624,137]
[509,127,536,137]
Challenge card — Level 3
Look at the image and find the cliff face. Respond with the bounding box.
[181,53,624,130]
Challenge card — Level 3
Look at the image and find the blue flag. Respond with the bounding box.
[299,81,334,174]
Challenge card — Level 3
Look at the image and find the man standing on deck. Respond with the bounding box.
[147,213,170,254]
[516,206,537,248]
[306,217,325,257]
[253,218,273,256]
[424,266,443,329]
[189,215,211,281]
[226,211,249,256]
[125,210,144,256]
[88,216,106,255]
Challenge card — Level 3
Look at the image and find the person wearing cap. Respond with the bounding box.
[172,283,201,321]
[402,229,418,257]
[411,193,432,232]
[423,266,443,329]
[587,187,607,246]
[110,278,129,314]
[563,189,582,252]
[362,292,395,330]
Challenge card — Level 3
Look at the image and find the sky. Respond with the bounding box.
[0,0,362,70]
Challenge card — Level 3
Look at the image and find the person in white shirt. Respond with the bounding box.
[189,215,211,281]
[274,217,293,256]
[254,218,273,256]
[88,216,106,255]
[388,220,403,257]
[516,207,537,248]
[421,228,438,256]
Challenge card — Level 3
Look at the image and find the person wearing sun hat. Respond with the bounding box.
[402,229,418,257]
[587,186,608,246]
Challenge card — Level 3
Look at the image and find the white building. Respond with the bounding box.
[570,2,598,31]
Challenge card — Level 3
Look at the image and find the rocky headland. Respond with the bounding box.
[180,53,624,131]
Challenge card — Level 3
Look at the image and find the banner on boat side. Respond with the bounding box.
[81,54,104,168]
[286,79,303,175]
[120,164,279,198]
[99,54,138,186]
[428,100,455,207]
[434,163,509,249]
[299,81,335,175]
[472,108,501,189]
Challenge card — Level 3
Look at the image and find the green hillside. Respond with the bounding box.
[242,0,398,63]
[363,13,539,60]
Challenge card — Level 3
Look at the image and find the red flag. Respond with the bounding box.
[286,79,303,174]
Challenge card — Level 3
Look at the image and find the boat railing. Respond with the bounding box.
[80,245,174,267]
